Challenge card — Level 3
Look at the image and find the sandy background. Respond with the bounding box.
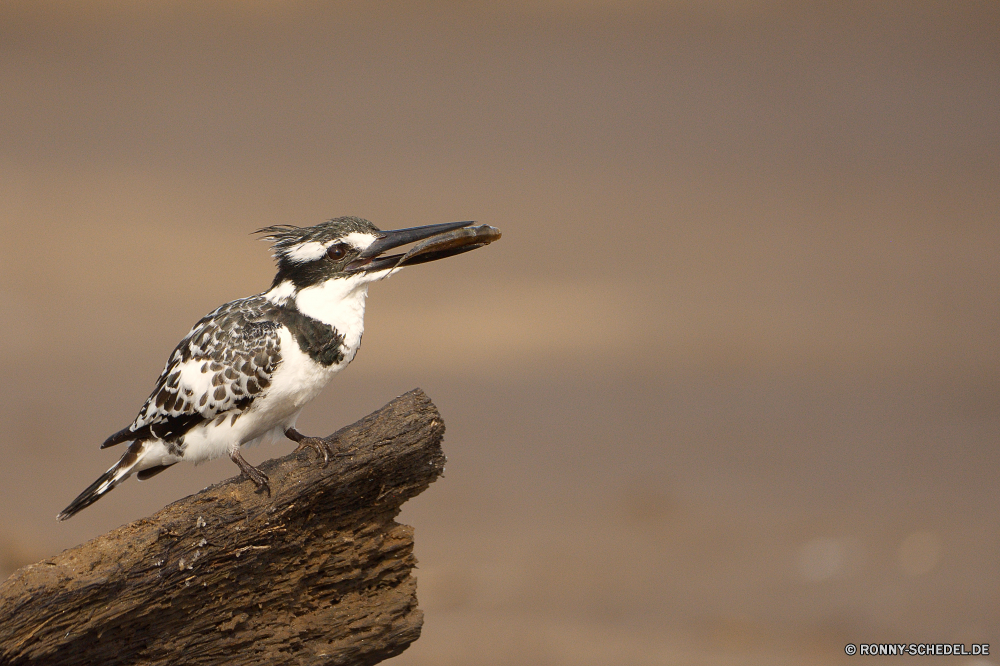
[1,2,997,664]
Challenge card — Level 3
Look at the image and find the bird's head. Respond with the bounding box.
[257,216,477,291]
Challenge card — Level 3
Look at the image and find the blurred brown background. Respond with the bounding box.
[1,1,997,664]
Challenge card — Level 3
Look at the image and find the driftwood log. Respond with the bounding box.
[0,389,446,666]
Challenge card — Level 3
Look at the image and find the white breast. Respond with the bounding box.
[244,326,343,429]
[294,275,372,366]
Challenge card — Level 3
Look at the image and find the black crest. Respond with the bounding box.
[256,216,381,265]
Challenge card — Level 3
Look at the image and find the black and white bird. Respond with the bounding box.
[58,216,499,521]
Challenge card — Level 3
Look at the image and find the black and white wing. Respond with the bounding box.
[102,295,283,447]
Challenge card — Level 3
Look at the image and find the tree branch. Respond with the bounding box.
[0,389,446,666]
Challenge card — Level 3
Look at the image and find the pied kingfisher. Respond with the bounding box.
[58,217,498,520]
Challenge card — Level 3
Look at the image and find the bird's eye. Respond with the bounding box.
[327,243,348,260]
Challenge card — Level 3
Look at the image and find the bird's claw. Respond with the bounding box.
[231,450,271,496]
[295,436,335,467]
[246,469,272,497]
[286,427,344,467]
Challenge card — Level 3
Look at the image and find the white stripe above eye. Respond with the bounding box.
[284,241,329,263]
[344,232,378,251]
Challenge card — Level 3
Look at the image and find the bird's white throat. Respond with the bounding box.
[294,275,375,361]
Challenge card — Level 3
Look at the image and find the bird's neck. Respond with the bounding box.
[294,276,369,326]
[266,277,369,359]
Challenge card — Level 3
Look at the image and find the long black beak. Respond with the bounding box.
[346,220,485,273]
[359,221,474,259]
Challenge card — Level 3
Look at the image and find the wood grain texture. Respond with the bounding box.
[0,389,446,666]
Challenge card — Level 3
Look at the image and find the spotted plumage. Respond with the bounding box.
[58,216,493,520]
[110,296,283,448]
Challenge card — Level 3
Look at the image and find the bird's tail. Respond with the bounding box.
[57,440,147,521]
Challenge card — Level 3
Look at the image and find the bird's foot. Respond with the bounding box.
[230,449,271,496]
[285,427,336,466]
[297,436,335,465]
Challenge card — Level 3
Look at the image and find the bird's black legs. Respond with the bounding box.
[230,449,271,496]
[230,428,337,495]
[285,427,335,466]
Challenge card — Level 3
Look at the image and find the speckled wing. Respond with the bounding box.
[102,295,283,447]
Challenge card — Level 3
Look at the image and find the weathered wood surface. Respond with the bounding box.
[0,389,446,666]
